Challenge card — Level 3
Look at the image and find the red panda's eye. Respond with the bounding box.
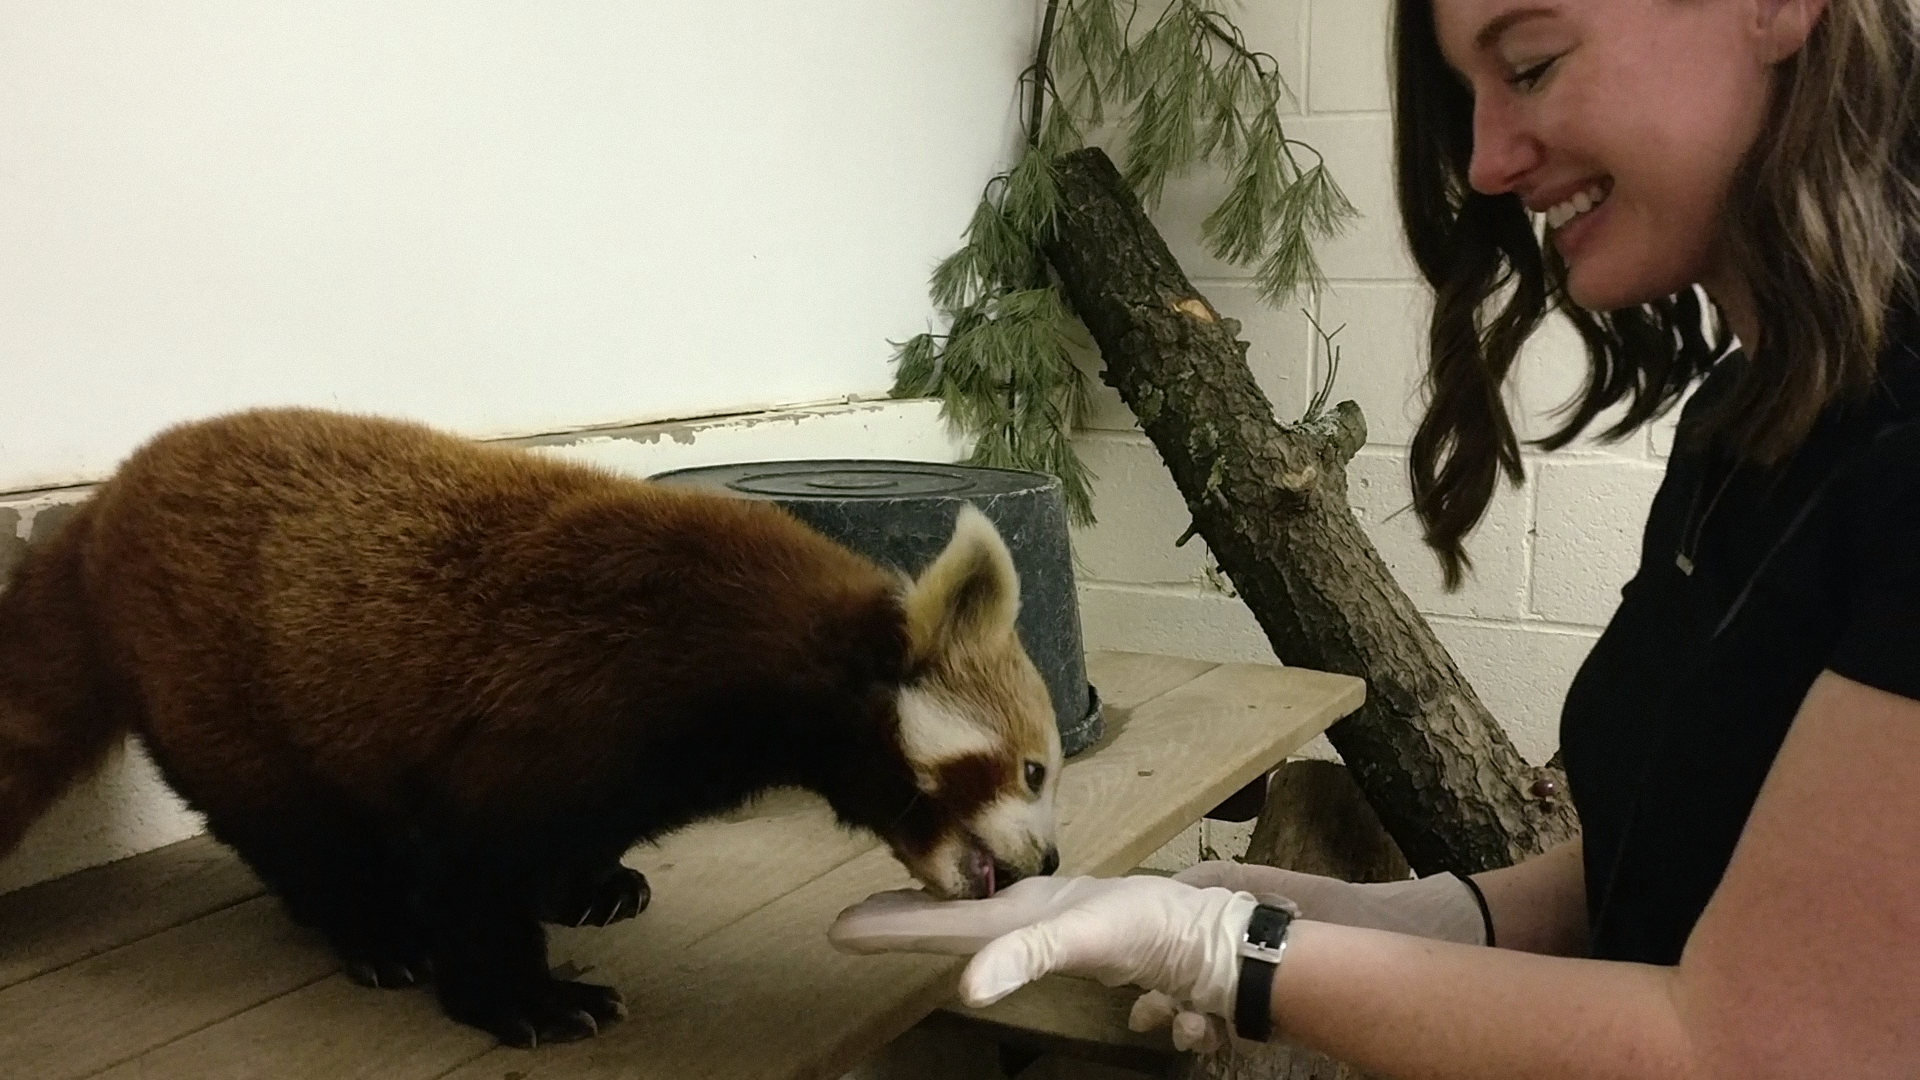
[1024,761,1046,794]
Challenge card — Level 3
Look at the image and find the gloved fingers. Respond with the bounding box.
[829,889,963,954]
[1128,990,1181,1033]
[834,888,936,918]
[1130,992,1227,1054]
[960,908,1118,1007]
[1171,1010,1225,1053]
[959,924,1049,1007]
[827,876,1096,956]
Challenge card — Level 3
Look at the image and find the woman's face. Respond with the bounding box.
[1431,0,1808,313]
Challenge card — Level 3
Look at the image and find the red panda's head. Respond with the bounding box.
[876,505,1063,900]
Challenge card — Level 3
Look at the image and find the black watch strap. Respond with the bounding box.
[1232,901,1295,1042]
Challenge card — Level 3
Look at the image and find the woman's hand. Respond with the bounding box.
[1125,861,1493,1051]
[828,874,1150,957]
[831,873,1265,1017]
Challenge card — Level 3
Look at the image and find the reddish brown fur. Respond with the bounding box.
[0,502,127,856]
[0,407,1021,1045]
[21,409,916,829]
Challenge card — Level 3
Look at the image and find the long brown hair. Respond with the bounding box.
[1393,0,1920,588]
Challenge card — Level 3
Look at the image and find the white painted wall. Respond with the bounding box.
[0,0,1030,491]
[0,0,1028,892]
[1073,0,1672,773]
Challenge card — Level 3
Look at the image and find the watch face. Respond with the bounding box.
[1240,904,1292,964]
[1247,903,1293,946]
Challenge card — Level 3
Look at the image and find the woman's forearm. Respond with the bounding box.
[1471,837,1590,955]
[1265,676,1920,1080]
[1272,920,1696,1080]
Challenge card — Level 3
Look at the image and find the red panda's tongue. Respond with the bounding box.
[984,858,996,898]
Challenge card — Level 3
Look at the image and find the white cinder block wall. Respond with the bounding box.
[1073,0,1673,795]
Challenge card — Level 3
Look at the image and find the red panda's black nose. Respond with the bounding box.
[1040,846,1060,876]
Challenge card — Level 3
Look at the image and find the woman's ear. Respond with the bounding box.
[1753,0,1830,64]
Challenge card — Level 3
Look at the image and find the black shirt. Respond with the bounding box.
[1560,315,1920,965]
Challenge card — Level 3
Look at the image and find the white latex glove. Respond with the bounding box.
[1174,861,1489,945]
[829,875,1144,956]
[1131,861,1491,1053]
[830,874,1264,1018]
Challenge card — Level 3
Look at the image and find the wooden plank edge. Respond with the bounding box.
[0,834,265,990]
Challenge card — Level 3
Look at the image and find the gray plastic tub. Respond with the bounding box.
[649,459,1103,756]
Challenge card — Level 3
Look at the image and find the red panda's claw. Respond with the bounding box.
[449,979,625,1047]
[343,953,431,989]
[540,866,651,929]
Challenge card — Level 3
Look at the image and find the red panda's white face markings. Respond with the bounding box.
[881,505,1063,900]
[891,677,1061,898]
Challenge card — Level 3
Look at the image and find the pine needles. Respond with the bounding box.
[890,0,1355,523]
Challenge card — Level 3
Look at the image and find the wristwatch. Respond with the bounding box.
[1232,901,1296,1042]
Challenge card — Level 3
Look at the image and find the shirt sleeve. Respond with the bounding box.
[1828,423,1920,702]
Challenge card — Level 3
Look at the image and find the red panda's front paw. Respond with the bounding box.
[443,977,629,1048]
[537,865,651,928]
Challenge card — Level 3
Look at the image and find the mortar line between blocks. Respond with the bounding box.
[1425,611,1603,637]
[1299,0,1314,116]
[1292,107,1394,118]
[1522,461,1543,620]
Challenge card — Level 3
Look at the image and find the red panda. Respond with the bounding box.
[0,408,1063,1047]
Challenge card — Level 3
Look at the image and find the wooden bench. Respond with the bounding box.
[0,651,1363,1080]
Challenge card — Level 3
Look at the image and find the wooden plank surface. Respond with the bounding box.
[0,834,263,989]
[1058,661,1362,876]
[0,896,337,1080]
[0,651,1364,1080]
[1082,651,1217,716]
[87,800,880,1080]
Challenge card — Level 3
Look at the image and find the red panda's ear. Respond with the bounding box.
[903,505,1020,667]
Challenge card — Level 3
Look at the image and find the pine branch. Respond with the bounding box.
[888,0,1356,528]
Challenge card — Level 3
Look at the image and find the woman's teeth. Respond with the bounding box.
[1544,182,1610,230]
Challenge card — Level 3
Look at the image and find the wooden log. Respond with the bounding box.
[1246,760,1410,884]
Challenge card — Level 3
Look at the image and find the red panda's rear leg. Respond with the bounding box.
[415,849,627,1046]
[210,813,433,988]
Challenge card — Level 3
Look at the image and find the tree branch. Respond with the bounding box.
[1044,147,1578,874]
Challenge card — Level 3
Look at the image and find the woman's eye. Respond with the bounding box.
[1508,57,1558,91]
[1024,761,1047,794]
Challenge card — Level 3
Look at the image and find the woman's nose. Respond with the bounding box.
[1467,95,1543,196]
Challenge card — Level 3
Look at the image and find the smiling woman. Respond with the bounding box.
[829,3,1920,1078]
[1399,0,1920,585]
